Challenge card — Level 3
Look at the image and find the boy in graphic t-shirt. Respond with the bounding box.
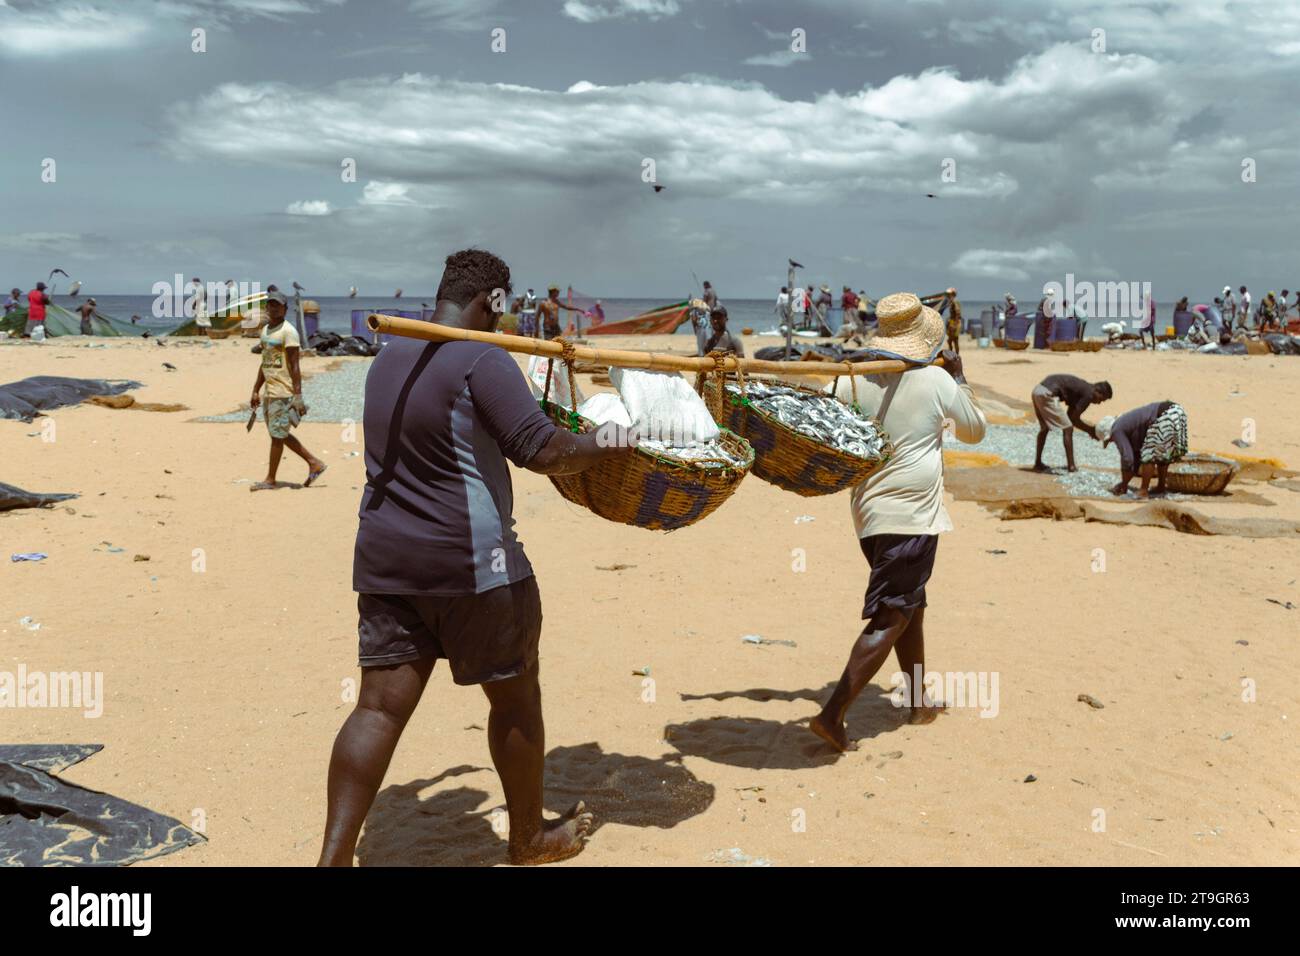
[249,289,326,490]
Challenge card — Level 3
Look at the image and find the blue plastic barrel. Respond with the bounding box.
[1052,317,1079,342]
[370,309,420,346]
[304,313,319,338]
[1004,315,1031,342]
[350,309,370,338]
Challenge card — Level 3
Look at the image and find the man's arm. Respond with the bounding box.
[526,427,635,475]
[937,351,986,444]
[1068,404,1097,439]
[288,347,305,407]
[250,367,266,407]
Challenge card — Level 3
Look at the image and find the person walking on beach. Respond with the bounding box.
[248,289,326,491]
[4,288,21,314]
[1138,293,1157,348]
[940,287,962,352]
[811,293,986,750]
[190,277,211,336]
[1221,287,1235,324]
[25,282,51,337]
[537,284,584,340]
[76,298,97,335]
[1031,373,1112,472]
[1238,286,1251,329]
[519,288,538,338]
[1096,400,1188,499]
[319,249,636,866]
[700,305,744,357]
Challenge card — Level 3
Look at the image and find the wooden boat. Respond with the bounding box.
[586,300,690,336]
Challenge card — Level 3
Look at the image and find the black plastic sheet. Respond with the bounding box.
[0,376,142,422]
[0,744,205,866]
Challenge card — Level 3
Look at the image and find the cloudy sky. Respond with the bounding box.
[3,0,1299,299]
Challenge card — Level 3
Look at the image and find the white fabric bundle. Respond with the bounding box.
[526,355,585,410]
[576,391,633,428]
[609,367,719,445]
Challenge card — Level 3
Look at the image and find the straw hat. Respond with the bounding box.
[873,292,944,362]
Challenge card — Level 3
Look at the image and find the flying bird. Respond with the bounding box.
[349,286,358,298]
[68,280,81,297]
[653,184,666,193]
[925,193,937,198]
[395,289,403,299]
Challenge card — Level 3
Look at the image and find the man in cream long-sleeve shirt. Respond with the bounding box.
[811,347,986,751]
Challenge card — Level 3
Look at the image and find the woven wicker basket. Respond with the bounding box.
[538,353,753,531]
[994,338,1030,350]
[700,376,892,497]
[1164,453,1239,495]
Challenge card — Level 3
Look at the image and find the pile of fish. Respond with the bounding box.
[725,381,889,461]
[637,437,750,469]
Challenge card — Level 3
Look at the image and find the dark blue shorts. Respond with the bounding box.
[860,533,938,621]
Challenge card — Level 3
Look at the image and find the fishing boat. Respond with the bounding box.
[586,300,690,335]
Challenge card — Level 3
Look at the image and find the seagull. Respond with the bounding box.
[293,281,306,292]
[653,183,666,193]
[788,259,804,269]
[349,286,358,298]
[395,288,403,299]
[163,362,177,371]
[925,193,937,198]
[68,280,81,297]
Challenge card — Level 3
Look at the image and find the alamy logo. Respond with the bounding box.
[49,886,151,936]
[1042,274,1151,320]
[0,665,103,718]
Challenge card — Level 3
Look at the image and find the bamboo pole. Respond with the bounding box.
[366,314,940,378]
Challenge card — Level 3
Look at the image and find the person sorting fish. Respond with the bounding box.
[1030,373,1112,472]
[811,293,986,751]
[1095,401,1189,498]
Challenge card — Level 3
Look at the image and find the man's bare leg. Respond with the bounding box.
[893,608,946,724]
[318,657,435,866]
[811,608,912,752]
[480,662,592,864]
[282,434,327,484]
[1033,424,1050,471]
[1062,427,1077,471]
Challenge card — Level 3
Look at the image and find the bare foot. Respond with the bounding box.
[908,704,948,725]
[508,801,593,865]
[1136,489,1150,500]
[809,712,856,752]
[1031,463,1050,473]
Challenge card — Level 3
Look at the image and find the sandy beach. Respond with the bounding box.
[2,334,1296,866]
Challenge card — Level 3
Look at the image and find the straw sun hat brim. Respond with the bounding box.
[873,292,945,362]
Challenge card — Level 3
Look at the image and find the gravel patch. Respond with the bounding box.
[201,356,371,424]
[956,423,1195,501]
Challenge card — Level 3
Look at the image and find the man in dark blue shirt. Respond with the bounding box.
[319,249,634,866]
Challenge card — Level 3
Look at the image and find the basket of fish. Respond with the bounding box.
[1164,453,1239,495]
[536,358,754,531]
[701,377,892,497]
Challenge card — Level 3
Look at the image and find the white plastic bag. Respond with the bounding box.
[609,367,719,445]
[576,392,633,427]
[31,325,46,343]
[526,355,585,410]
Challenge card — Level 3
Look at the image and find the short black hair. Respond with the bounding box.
[437,248,511,308]
[1094,381,1113,401]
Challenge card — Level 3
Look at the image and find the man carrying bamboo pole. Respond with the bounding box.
[811,293,987,751]
[320,249,635,866]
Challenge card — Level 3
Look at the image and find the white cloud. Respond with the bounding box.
[285,200,332,216]
[408,0,506,30]
[744,50,809,68]
[0,0,344,57]
[563,0,681,24]
[360,182,417,205]
[953,243,1074,281]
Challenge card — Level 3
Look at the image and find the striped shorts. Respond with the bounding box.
[1140,403,1188,464]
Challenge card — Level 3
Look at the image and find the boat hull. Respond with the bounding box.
[586,301,689,335]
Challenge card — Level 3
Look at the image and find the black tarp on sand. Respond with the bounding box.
[0,744,205,866]
[0,376,142,422]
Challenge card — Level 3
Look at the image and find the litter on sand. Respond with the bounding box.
[11,553,48,563]
[18,616,41,631]
[741,634,798,648]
